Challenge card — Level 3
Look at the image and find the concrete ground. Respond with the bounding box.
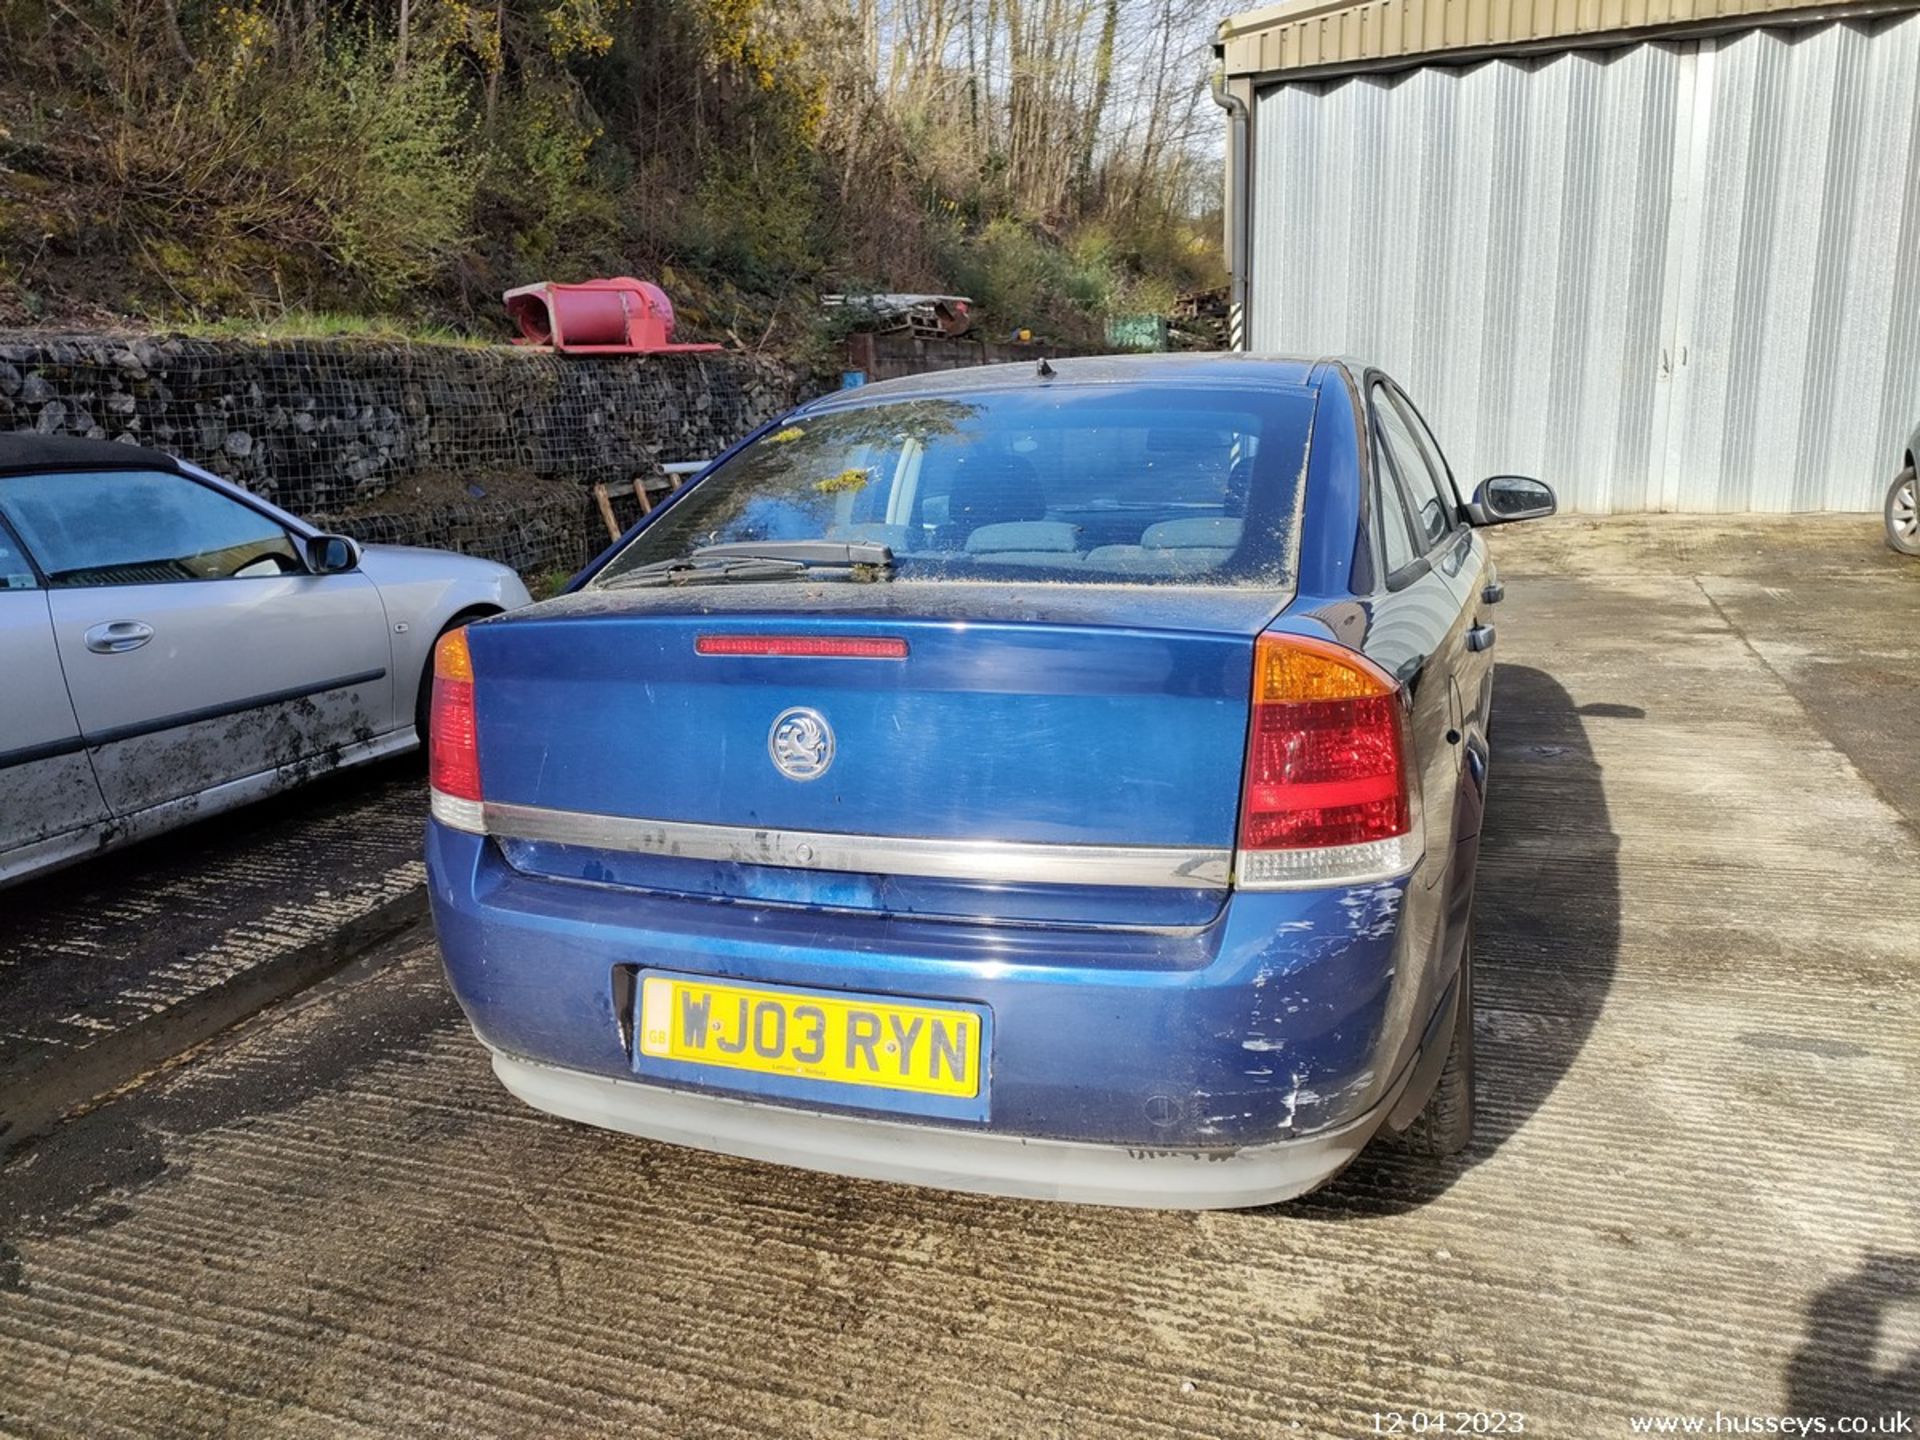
[0,515,1915,1439]
[0,760,426,1153]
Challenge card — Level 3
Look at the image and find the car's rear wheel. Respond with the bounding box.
[1886,467,1920,557]
[415,609,498,749]
[1398,939,1476,1156]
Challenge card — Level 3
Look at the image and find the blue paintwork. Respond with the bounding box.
[469,614,1253,847]
[435,354,1495,1157]
[430,824,1407,1146]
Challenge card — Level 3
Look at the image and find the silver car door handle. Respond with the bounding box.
[84,620,154,654]
[1467,623,1496,653]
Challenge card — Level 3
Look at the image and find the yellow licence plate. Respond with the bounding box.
[637,973,983,1099]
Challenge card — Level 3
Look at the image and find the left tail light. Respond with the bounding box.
[428,627,485,833]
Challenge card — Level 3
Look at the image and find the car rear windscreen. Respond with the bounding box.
[592,383,1318,589]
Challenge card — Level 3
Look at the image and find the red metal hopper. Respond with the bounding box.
[503,278,722,355]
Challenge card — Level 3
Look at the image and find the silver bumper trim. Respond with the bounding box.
[440,790,1233,890]
[485,1047,1394,1210]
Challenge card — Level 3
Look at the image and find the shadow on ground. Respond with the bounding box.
[1297,662,1623,1214]
[1788,1252,1920,1422]
[4,753,421,918]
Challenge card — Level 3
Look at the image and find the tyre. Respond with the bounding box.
[1399,941,1475,1157]
[1887,467,1920,557]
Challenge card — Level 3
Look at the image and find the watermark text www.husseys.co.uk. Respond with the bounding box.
[1629,1412,1913,1436]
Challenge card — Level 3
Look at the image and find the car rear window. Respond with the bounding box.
[592,383,1317,589]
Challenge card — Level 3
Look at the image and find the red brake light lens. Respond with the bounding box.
[696,635,909,659]
[1236,633,1417,886]
[429,628,482,806]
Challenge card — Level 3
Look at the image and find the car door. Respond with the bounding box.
[1384,379,1497,846]
[1367,380,1476,883]
[0,466,394,817]
[0,513,112,865]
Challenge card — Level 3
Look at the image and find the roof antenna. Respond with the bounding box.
[1036,356,1056,379]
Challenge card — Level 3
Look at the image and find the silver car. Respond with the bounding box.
[0,434,530,886]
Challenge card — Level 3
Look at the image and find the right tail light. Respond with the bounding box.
[1235,632,1421,888]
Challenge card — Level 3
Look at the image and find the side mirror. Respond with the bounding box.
[306,534,361,574]
[1466,476,1557,526]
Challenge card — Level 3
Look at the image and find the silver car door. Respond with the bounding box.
[0,467,393,816]
[0,517,111,861]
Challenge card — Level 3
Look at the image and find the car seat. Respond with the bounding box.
[921,447,1045,549]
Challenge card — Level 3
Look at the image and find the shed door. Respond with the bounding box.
[1659,17,1920,512]
[1249,14,1920,513]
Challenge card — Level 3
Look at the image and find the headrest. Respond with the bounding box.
[1141,517,1245,551]
[965,521,1081,554]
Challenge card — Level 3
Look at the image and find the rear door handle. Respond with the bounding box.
[1467,623,1496,653]
[84,620,154,654]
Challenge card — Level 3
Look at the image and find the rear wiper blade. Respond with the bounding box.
[604,554,809,588]
[690,540,893,568]
[603,540,895,589]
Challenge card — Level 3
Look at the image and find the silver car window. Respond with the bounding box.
[0,469,303,588]
[0,520,36,590]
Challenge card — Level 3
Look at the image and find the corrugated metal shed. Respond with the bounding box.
[1231,7,1920,511]
[1220,0,1911,77]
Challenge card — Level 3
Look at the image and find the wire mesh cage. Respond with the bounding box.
[0,335,799,572]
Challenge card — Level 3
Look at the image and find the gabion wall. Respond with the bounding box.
[0,334,798,522]
[314,488,608,579]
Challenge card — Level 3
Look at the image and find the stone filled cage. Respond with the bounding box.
[0,335,800,575]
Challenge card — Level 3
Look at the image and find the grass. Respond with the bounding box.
[525,568,576,600]
[167,309,491,347]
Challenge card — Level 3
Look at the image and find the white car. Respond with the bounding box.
[0,433,530,886]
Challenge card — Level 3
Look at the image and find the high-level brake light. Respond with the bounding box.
[695,635,909,659]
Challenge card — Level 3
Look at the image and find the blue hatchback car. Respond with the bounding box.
[426,354,1556,1208]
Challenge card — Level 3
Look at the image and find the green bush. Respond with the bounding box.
[686,152,827,291]
[309,45,480,297]
[482,80,621,269]
[112,30,478,305]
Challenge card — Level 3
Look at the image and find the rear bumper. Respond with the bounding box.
[430,820,1426,1159]
[488,1042,1404,1209]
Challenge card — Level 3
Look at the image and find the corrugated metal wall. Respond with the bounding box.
[1250,15,1920,512]
[1666,18,1920,510]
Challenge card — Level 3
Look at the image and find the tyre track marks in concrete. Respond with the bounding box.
[1,519,1916,1438]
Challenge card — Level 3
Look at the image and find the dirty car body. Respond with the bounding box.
[427,354,1551,1208]
[0,434,529,887]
